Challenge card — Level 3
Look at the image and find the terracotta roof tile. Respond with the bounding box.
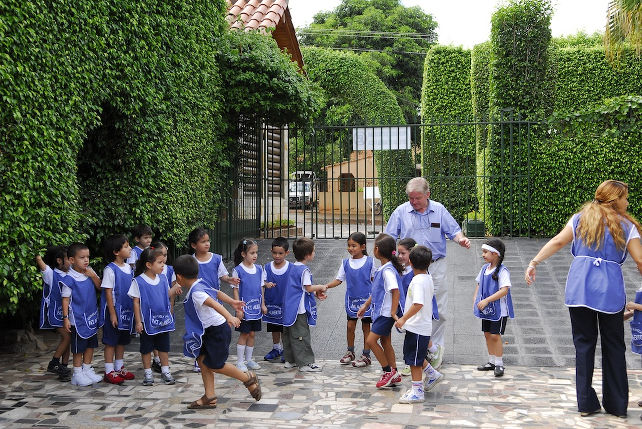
[226,0,287,32]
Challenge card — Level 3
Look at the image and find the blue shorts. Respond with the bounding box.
[235,319,262,333]
[266,322,283,333]
[139,331,170,354]
[371,316,395,337]
[71,328,98,354]
[403,331,430,366]
[200,323,231,370]
[481,317,508,335]
[102,321,132,346]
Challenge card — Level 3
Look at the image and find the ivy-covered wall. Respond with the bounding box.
[420,46,475,222]
[302,47,413,218]
[470,42,491,219]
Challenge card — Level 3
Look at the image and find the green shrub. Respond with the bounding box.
[471,42,492,220]
[421,46,475,222]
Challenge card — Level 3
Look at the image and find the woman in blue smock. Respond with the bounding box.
[525,180,642,418]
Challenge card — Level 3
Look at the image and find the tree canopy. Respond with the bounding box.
[298,0,437,123]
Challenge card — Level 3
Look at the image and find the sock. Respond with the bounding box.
[153,356,161,364]
[50,357,60,364]
[73,366,82,375]
[412,381,424,395]
[274,343,283,352]
[495,356,503,366]
[114,359,124,371]
[105,362,115,374]
[489,354,496,365]
[382,365,391,373]
[245,346,254,362]
[144,368,153,377]
[362,349,371,357]
[237,345,246,364]
[82,363,92,372]
[161,365,170,375]
[428,344,438,354]
[347,346,355,353]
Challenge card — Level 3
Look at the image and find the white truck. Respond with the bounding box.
[288,171,317,209]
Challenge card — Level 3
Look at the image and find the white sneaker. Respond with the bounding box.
[283,361,296,369]
[71,370,94,386]
[398,388,425,403]
[424,371,444,392]
[429,345,444,369]
[236,362,248,372]
[83,366,103,383]
[299,363,322,372]
[246,360,261,370]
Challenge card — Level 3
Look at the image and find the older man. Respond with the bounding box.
[384,177,470,368]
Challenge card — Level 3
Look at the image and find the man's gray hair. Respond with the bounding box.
[406,177,430,194]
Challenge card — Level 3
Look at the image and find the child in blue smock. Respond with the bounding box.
[36,245,71,381]
[60,242,103,387]
[188,227,239,292]
[323,232,375,367]
[231,239,270,372]
[262,237,290,363]
[174,255,261,409]
[473,238,514,378]
[129,247,180,386]
[126,224,153,269]
[99,234,135,385]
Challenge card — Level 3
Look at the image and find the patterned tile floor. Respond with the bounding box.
[1,351,641,428]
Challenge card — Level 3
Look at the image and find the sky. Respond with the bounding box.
[288,0,610,49]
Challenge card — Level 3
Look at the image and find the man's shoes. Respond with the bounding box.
[142,373,154,386]
[161,372,176,385]
[580,409,600,417]
[477,362,495,371]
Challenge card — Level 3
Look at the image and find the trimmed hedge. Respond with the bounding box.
[302,47,414,218]
[420,46,475,222]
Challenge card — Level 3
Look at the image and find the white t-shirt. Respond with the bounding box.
[231,263,267,288]
[403,273,434,335]
[127,273,166,299]
[126,246,146,265]
[294,261,311,314]
[268,260,289,275]
[377,262,399,318]
[41,266,67,288]
[101,263,132,302]
[335,255,377,281]
[61,268,91,326]
[475,266,512,317]
[189,280,226,328]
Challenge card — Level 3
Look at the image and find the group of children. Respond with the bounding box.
[38,223,520,406]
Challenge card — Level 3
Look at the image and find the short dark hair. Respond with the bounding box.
[43,245,67,270]
[293,237,315,261]
[271,236,289,251]
[103,234,129,262]
[409,245,432,271]
[67,242,89,258]
[174,255,199,279]
[132,224,153,239]
[398,237,417,251]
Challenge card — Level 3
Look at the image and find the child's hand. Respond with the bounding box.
[110,313,118,328]
[357,305,366,319]
[315,290,327,300]
[227,316,241,328]
[476,299,488,311]
[86,267,99,278]
[626,301,637,311]
[135,321,143,334]
[229,277,241,286]
[264,282,276,289]
[237,309,244,320]
[261,304,268,315]
[624,309,634,320]
[231,300,245,312]
[63,318,71,333]
[394,317,406,329]
[170,284,183,296]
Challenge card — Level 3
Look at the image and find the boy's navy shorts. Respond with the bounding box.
[200,323,231,369]
[102,321,132,346]
[371,316,395,336]
[71,328,98,354]
[139,331,170,354]
[266,322,283,333]
[235,319,262,333]
[481,316,508,335]
[403,331,430,366]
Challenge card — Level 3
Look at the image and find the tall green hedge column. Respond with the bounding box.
[486,0,552,235]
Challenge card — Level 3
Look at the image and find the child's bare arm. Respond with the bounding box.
[133,297,143,333]
[357,296,372,318]
[305,284,327,293]
[472,283,480,308]
[624,309,634,321]
[215,290,245,313]
[477,286,509,311]
[626,301,642,312]
[232,287,243,318]
[395,303,423,328]
[86,267,101,290]
[203,297,241,328]
[390,288,400,320]
[105,289,118,328]
[35,255,47,272]
[220,274,240,286]
[62,296,71,332]
[324,279,342,289]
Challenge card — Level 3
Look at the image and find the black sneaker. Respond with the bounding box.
[151,360,162,374]
[57,365,71,377]
[476,362,495,371]
[494,365,505,377]
[57,369,71,382]
[47,360,61,374]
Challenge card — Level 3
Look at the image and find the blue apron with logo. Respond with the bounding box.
[344,257,373,318]
[63,274,99,339]
[99,263,134,331]
[473,264,514,321]
[282,264,317,327]
[183,280,218,358]
[263,262,289,325]
[40,269,67,329]
[235,264,263,320]
[136,274,175,335]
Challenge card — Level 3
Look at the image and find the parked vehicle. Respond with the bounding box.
[288,171,317,209]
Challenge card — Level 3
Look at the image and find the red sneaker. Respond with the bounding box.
[390,369,402,385]
[117,367,135,380]
[376,371,395,389]
[104,371,125,385]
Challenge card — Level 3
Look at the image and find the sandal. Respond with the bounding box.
[188,394,217,409]
[243,370,262,401]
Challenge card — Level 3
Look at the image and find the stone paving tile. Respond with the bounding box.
[0,351,641,428]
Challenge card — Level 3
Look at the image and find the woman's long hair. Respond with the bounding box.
[577,180,641,250]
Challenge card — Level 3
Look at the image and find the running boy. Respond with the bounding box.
[61,242,103,386]
[282,237,327,372]
[175,255,261,409]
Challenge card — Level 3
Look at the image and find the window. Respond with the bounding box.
[339,173,355,192]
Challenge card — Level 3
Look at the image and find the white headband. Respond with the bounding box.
[482,244,500,255]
